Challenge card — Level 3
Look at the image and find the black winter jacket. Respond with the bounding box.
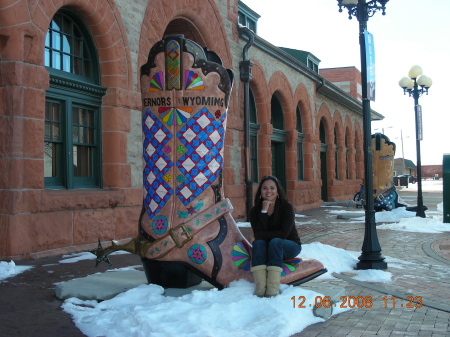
[249,199,301,245]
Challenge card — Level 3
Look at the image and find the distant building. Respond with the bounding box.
[394,158,416,176]
[421,165,443,179]
[320,67,363,101]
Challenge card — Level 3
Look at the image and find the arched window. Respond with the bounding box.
[296,106,304,180]
[270,95,284,130]
[319,122,326,145]
[44,9,106,189]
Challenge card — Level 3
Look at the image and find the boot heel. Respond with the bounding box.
[141,259,202,288]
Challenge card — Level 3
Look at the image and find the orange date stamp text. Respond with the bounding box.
[291,295,423,309]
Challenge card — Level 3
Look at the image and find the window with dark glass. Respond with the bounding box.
[270,95,287,191]
[44,9,105,189]
[271,96,284,130]
[319,122,326,144]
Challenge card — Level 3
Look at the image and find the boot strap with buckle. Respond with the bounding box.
[145,199,233,259]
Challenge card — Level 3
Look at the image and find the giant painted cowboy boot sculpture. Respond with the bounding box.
[91,35,326,289]
[371,133,404,211]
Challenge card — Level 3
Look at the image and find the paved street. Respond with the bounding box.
[291,184,449,336]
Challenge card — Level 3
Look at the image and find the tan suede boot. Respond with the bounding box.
[250,265,267,297]
[265,266,283,297]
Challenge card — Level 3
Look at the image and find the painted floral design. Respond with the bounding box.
[232,240,251,271]
[187,244,207,264]
[152,215,168,235]
[281,257,301,276]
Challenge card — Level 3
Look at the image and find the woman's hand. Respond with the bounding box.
[261,199,273,212]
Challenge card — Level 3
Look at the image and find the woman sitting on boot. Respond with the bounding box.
[249,176,302,297]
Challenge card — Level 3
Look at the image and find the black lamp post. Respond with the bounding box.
[399,66,432,218]
[337,0,388,270]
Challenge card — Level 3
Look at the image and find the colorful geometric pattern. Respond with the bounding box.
[185,70,205,90]
[158,106,193,126]
[149,72,164,92]
[232,240,251,271]
[175,108,226,205]
[151,215,168,235]
[143,109,173,219]
[177,199,204,218]
[281,258,301,276]
[187,244,207,264]
[166,39,181,90]
[374,188,397,211]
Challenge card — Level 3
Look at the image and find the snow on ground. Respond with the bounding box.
[59,241,404,337]
[0,261,33,283]
[1,180,447,336]
[62,281,330,337]
[400,179,443,192]
[59,250,130,264]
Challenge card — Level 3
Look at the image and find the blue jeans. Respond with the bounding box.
[252,238,302,268]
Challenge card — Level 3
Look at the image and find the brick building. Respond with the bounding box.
[422,165,443,179]
[320,67,363,101]
[0,0,383,259]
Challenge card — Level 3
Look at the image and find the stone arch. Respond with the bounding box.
[333,110,345,181]
[354,120,364,179]
[333,110,345,145]
[163,18,206,46]
[317,103,333,144]
[344,115,355,179]
[247,60,271,178]
[0,0,133,89]
[267,71,295,189]
[0,0,136,189]
[293,83,313,181]
[344,115,355,149]
[249,60,271,124]
[138,0,232,87]
[267,71,294,126]
[293,83,313,135]
[0,0,140,258]
[317,103,334,201]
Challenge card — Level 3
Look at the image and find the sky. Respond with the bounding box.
[1,180,447,337]
[240,0,450,165]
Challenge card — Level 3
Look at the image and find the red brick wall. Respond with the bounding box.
[0,0,141,259]
[422,165,442,178]
[320,67,362,100]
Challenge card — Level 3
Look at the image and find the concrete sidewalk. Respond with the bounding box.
[1,195,449,336]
